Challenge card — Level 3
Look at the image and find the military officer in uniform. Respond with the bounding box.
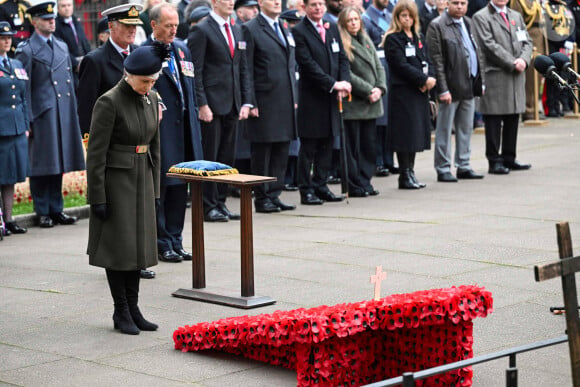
[15,1,85,228]
[510,0,548,121]
[0,0,33,57]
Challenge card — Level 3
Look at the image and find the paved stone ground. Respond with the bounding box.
[1,117,579,386]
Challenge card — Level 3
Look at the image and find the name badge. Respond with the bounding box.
[405,43,416,57]
[287,34,296,47]
[180,60,195,77]
[516,29,527,42]
[238,41,247,50]
[331,39,339,53]
[15,68,28,80]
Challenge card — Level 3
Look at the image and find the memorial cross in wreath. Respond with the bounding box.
[370,265,387,301]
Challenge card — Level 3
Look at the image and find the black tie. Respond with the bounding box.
[47,39,53,50]
[2,58,9,71]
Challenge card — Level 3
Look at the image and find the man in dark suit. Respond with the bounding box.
[242,0,298,213]
[77,3,156,280]
[77,3,143,138]
[292,0,351,205]
[15,1,85,228]
[145,3,203,262]
[53,0,90,88]
[187,0,252,222]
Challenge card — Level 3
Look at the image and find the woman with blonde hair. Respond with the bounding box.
[338,6,386,197]
[382,0,436,189]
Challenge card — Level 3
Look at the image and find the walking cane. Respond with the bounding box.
[338,93,352,202]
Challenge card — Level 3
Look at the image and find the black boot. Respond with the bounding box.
[126,270,158,331]
[409,152,426,188]
[397,152,419,189]
[106,270,140,335]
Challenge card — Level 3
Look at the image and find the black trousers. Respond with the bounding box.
[345,119,376,193]
[157,183,187,253]
[482,114,519,164]
[250,141,290,203]
[297,136,333,195]
[200,110,238,213]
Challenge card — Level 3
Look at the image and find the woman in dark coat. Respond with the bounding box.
[0,22,28,235]
[86,44,165,335]
[383,0,436,189]
[338,7,387,197]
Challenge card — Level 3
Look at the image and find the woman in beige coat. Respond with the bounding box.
[86,44,165,335]
[338,6,387,197]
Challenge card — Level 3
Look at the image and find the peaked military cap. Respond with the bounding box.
[280,9,302,22]
[27,1,56,19]
[0,21,16,36]
[234,0,259,10]
[101,3,143,25]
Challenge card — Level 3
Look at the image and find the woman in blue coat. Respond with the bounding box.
[0,22,28,235]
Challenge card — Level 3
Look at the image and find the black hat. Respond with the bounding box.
[188,6,211,23]
[101,3,143,25]
[27,1,56,19]
[124,43,170,76]
[280,9,302,22]
[234,0,259,10]
[97,17,109,34]
[0,21,15,36]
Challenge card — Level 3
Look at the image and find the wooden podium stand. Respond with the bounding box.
[167,172,277,309]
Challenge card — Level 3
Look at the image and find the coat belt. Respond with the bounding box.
[110,144,149,153]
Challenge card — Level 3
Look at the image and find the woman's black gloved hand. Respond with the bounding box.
[91,203,109,221]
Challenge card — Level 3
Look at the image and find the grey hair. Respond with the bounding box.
[149,2,178,22]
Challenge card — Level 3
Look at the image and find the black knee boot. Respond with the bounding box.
[397,152,419,189]
[126,270,158,331]
[106,269,140,335]
[409,152,426,188]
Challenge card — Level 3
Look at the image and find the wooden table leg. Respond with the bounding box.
[239,185,254,297]
[191,182,205,289]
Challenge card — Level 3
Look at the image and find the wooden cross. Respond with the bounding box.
[535,222,580,387]
[370,266,387,301]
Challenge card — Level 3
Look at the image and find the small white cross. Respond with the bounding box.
[370,265,387,301]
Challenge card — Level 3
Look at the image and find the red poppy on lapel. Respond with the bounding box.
[323,22,329,29]
[0,71,3,77]
[511,19,516,26]
[283,21,288,29]
[230,18,235,26]
[178,48,185,59]
[418,40,423,49]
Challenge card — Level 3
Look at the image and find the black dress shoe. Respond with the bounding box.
[140,269,156,279]
[283,183,299,191]
[327,176,341,184]
[50,212,78,225]
[218,203,240,220]
[437,172,458,182]
[316,190,344,202]
[255,201,281,213]
[386,165,400,174]
[349,190,369,198]
[503,160,531,171]
[375,166,390,177]
[301,192,323,205]
[158,250,183,263]
[488,162,510,175]
[38,215,54,228]
[271,198,296,211]
[204,208,228,222]
[367,189,379,196]
[175,248,192,261]
[457,169,484,179]
[6,222,27,234]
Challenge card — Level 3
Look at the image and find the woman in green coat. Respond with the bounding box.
[86,44,165,335]
[338,7,387,197]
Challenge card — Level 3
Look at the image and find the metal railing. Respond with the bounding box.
[363,335,568,387]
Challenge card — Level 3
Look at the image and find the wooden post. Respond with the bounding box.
[534,222,580,386]
[525,46,549,126]
[565,43,580,119]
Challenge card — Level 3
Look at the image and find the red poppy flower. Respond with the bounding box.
[418,40,423,49]
[323,22,329,29]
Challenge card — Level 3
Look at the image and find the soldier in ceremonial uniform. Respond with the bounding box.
[510,0,548,121]
[15,1,85,228]
[0,0,33,57]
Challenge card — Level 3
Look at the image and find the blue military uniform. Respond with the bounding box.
[15,1,85,227]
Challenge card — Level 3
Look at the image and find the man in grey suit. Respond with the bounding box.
[15,1,85,229]
[187,0,252,222]
[242,0,298,213]
[472,0,532,174]
[427,0,484,182]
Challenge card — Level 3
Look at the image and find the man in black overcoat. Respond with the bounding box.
[145,3,204,262]
[187,0,252,222]
[292,0,351,205]
[242,0,298,213]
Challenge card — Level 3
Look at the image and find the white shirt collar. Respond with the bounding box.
[490,2,507,13]
[109,37,130,55]
[210,10,230,26]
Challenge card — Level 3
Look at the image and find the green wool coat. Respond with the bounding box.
[342,32,387,121]
[86,79,160,271]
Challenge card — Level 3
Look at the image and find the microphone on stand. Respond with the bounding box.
[549,52,580,82]
[533,55,569,89]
